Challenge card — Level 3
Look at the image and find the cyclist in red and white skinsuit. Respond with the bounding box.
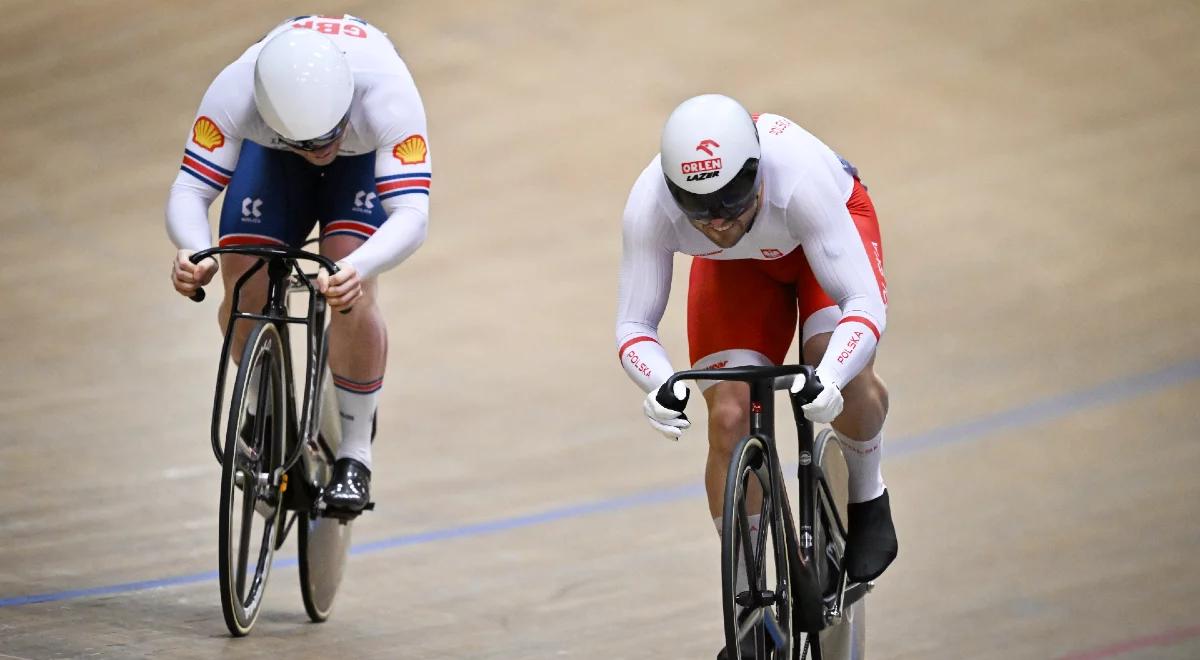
[166,16,432,512]
[616,95,898,594]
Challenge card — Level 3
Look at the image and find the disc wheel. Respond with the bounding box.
[297,365,354,622]
[721,434,795,659]
[808,428,867,660]
[298,510,353,622]
[218,321,287,637]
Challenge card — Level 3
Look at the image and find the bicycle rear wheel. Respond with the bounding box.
[298,511,353,621]
[722,434,795,659]
[810,428,867,660]
[298,368,354,622]
[218,321,287,636]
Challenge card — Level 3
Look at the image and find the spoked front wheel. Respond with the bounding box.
[722,434,795,659]
[218,321,288,636]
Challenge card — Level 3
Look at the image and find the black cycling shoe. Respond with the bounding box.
[324,457,372,513]
[844,489,898,583]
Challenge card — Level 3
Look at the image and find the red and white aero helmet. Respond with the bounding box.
[660,94,761,220]
[254,29,354,146]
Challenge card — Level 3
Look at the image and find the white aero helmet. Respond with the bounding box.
[254,29,354,148]
[660,94,761,220]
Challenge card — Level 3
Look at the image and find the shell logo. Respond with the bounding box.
[191,116,225,152]
[392,135,427,165]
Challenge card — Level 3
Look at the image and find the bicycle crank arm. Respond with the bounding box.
[312,495,375,524]
[825,578,874,624]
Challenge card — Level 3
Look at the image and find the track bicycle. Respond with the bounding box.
[189,244,369,636]
[662,365,870,659]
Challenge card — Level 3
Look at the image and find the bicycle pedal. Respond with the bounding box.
[320,501,374,521]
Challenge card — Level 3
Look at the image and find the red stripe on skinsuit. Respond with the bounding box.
[838,315,879,340]
[618,335,658,358]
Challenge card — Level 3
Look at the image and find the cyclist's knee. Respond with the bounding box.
[846,367,888,414]
[218,254,268,309]
[704,382,749,453]
[216,253,268,349]
[320,233,361,263]
[837,368,888,439]
[327,279,380,325]
[802,332,832,365]
[356,277,380,308]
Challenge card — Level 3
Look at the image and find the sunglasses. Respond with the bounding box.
[277,113,350,152]
[666,159,760,223]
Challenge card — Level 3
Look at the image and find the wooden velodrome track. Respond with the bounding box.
[1,1,1197,658]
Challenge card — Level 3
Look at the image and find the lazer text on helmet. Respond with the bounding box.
[680,157,722,182]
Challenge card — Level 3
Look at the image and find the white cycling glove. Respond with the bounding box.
[643,380,691,440]
[795,369,844,423]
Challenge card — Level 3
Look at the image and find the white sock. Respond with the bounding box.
[715,514,761,595]
[834,430,886,503]
[333,374,381,470]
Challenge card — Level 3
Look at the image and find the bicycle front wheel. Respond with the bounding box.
[722,434,795,659]
[218,321,287,636]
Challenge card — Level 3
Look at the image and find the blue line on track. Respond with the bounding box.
[890,358,1200,458]
[2,358,1196,609]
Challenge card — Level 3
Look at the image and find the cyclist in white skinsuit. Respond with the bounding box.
[616,96,897,656]
[167,15,432,512]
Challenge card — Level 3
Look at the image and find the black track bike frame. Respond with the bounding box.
[663,362,870,631]
[190,246,339,482]
[786,378,857,622]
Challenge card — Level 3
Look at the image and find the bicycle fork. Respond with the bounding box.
[787,390,853,628]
